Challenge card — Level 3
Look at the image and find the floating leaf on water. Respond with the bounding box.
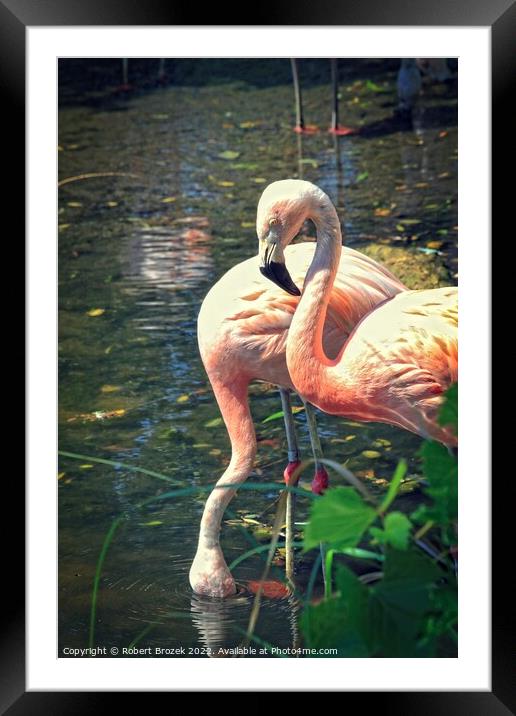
[218,150,240,160]
[67,201,82,207]
[239,121,260,129]
[426,240,444,249]
[241,221,255,228]
[161,197,176,203]
[80,464,94,469]
[217,180,235,187]
[222,122,234,129]
[439,130,448,138]
[362,450,382,459]
[87,308,105,317]
[345,435,357,442]
[252,177,267,184]
[193,443,211,449]
[242,517,261,525]
[356,171,369,183]
[252,526,273,541]
[58,472,65,480]
[437,229,449,236]
[299,158,319,168]
[396,224,406,232]
[100,384,121,394]
[68,144,79,150]
[425,203,439,210]
[203,417,223,428]
[106,201,118,207]
[231,163,259,171]
[209,448,222,456]
[142,520,163,526]
[176,394,190,403]
[372,438,391,447]
[59,224,71,231]
[374,208,391,217]
[247,580,290,599]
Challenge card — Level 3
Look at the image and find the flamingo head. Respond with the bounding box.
[256,179,328,296]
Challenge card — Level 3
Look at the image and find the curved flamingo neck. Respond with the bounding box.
[286,194,353,410]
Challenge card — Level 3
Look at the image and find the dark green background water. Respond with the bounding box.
[58,59,457,656]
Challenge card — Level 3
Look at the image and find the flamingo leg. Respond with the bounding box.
[290,59,305,133]
[279,388,300,588]
[301,399,329,591]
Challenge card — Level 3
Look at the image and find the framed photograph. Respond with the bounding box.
[7,0,506,708]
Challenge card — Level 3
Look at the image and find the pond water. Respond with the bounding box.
[58,59,457,657]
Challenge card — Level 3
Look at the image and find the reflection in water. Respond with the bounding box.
[190,587,301,657]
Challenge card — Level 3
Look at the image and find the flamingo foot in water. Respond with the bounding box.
[328,125,357,136]
[293,124,320,134]
[311,466,329,495]
[189,547,237,598]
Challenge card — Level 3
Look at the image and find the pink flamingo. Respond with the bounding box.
[257,180,458,446]
[190,206,407,598]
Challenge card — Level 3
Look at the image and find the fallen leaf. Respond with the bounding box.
[58,472,65,480]
[361,450,382,459]
[142,520,163,526]
[106,201,118,207]
[204,417,223,428]
[217,180,235,187]
[87,308,105,317]
[80,464,94,469]
[161,197,176,203]
[374,208,391,217]
[67,201,82,208]
[176,394,190,403]
[209,448,222,456]
[100,384,121,393]
[426,240,443,249]
[218,150,240,160]
[252,177,267,184]
[59,224,71,231]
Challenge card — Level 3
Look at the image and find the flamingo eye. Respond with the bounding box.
[269,217,280,228]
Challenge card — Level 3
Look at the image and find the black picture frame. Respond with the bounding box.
[5,0,508,710]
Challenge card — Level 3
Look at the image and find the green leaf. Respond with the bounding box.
[438,383,458,435]
[302,565,374,655]
[385,512,411,550]
[356,171,369,182]
[368,547,440,656]
[304,487,377,550]
[218,150,240,160]
[419,440,458,525]
[262,405,304,423]
[379,460,407,513]
[203,417,223,428]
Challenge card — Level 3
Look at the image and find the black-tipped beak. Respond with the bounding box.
[260,261,301,296]
[259,242,301,296]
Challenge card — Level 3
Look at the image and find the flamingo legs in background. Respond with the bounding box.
[291,59,356,135]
